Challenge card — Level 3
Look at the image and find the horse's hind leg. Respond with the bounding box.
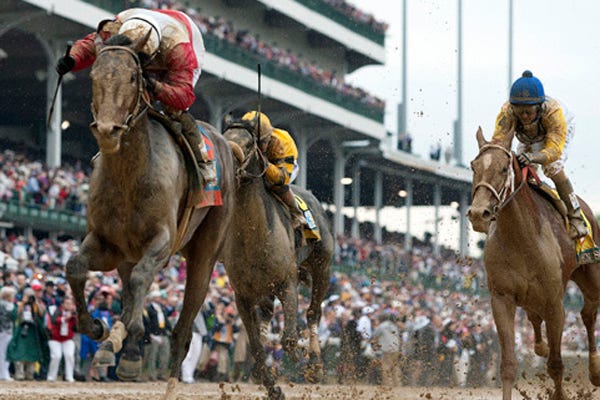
[490,294,517,400]
[303,261,331,383]
[527,312,549,357]
[544,304,567,400]
[237,295,283,400]
[66,233,119,341]
[571,266,600,386]
[278,273,299,365]
[164,254,214,400]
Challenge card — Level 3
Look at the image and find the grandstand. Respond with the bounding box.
[0,0,472,255]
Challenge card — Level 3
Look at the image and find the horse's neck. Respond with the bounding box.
[494,184,541,242]
[102,120,151,178]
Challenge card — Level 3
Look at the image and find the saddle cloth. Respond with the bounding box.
[295,195,321,241]
[195,125,222,209]
[532,183,600,265]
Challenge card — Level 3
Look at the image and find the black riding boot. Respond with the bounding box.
[178,111,217,184]
[280,188,307,230]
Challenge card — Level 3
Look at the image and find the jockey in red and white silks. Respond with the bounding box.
[67,8,205,112]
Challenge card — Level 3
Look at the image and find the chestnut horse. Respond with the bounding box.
[222,121,334,400]
[468,128,600,400]
[64,34,234,398]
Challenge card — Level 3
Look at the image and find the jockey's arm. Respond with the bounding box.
[265,162,291,187]
[70,32,107,72]
[151,42,196,111]
[539,107,568,164]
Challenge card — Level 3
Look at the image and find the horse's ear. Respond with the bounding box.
[131,29,151,54]
[228,141,244,162]
[476,126,487,148]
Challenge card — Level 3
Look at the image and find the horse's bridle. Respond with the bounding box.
[224,123,269,181]
[471,144,515,213]
[89,45,151,135]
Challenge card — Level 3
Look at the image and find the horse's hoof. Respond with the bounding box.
[116,356,142,381]
[268,386,284,400]
[162,377,179,400]
[304,362,323,384]
[534,341,549,358]
[551,388,568,400]
[93,318,110,341]
[92,342,115,367]
[590,352,600,386]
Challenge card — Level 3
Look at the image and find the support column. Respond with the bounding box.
[459,189,470,256]
[404,178,413,251]
[297,131,308,190]
[333,145,345,237]
[374,171,383,245]
[351,163,361,239]
[45,40,64,168]
[433,183,441,257]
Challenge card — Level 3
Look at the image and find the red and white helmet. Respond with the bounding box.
[118,16,161,56]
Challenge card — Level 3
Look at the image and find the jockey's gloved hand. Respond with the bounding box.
[55,55,75,75]
[518,152,545,167]
[517,152,533,166]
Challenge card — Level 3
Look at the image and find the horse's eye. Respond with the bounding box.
[130,74,136,84]
[502,167,508,173]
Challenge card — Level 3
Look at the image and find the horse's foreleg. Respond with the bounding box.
[237,295,282,399]
[490,293,517,400]
[93,263,135,368]
[527,312,549,357]
[117,229,172,381]
[572,266,600,386]
[545,304,567,400]
[66,233,119,340]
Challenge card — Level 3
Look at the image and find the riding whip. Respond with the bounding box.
[257,63,262,144]
[47,41,73,128]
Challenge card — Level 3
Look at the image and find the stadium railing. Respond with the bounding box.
[0,200,86,235]
[295,0,385,45]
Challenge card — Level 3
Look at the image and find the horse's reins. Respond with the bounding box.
[224,123,269,181]
[472,144,515,213]
[90,45,151,134]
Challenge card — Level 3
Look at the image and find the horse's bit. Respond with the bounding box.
[89,45,150,134]
[471,144,515,214]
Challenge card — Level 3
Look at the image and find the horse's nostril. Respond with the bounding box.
[482,209,492,220]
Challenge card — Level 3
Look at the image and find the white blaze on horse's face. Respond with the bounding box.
[90,50,141,154]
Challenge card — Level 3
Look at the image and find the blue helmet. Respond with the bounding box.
[509,70,545,105]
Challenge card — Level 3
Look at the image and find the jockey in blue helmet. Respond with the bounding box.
[492,70,588,239]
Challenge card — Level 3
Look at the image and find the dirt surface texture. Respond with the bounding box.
[1,380,598,400]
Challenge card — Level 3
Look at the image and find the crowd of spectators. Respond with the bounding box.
[322,0,389,33]
[0,223,593,386]
[129,0,386,111]
[0,149,91,216]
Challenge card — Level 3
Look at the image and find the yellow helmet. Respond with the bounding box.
[241,111,273,141]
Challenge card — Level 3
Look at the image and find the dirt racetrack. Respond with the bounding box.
[1,379,598,400]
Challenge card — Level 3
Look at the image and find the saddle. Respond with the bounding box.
[527,174,600,265]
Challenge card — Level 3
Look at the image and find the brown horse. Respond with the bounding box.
[468,127,600,400]
[64,33,234,396]
[221,121,334,400]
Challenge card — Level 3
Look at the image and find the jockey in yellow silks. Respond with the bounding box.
[242,111,307,229]
[492,70,587,239]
